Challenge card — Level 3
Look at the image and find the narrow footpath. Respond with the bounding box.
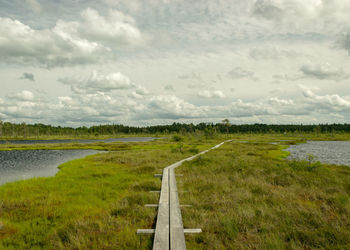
[138,140,231,250]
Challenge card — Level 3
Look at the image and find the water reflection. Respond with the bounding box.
[0,150,99,185]
[285,141,350,166]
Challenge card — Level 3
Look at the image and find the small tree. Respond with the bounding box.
[222,119,230,134]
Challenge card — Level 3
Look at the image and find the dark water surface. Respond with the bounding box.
[285,141,350,166]
[0,137,157,144]
[0,150,99,185]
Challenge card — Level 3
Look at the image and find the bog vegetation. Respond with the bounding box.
[0,132,349,249]
[178,141,350,249]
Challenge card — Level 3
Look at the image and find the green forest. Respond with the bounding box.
[0,120,350,138]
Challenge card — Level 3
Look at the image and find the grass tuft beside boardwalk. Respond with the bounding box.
[177,141,350,249]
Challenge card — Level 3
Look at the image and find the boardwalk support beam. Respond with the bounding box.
[137,228,202,234]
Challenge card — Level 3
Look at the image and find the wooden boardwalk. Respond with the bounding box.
[138,140,231,250]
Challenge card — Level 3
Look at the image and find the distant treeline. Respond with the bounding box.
[1,120,350,137]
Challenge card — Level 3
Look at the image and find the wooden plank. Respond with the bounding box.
[145,204,159,207]
[153,168,170,250]
[169,168,186,250]
[184,229,202,234]
[137,229,155,234]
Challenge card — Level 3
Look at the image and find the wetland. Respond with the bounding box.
[286,141,350,166]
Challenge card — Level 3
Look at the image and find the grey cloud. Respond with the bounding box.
[272,74,301,81]
[20,72,35,81]
[164,84,175,92]
[251,0,340,28]
[128,92,144,99]
[25,0,42,13]
[178,72,203,81]
[128,86,149,99]
[228,67,257,81]
[187,83,206,89]
[135,86,149,95]
[250,47,299,61]
[300,64,349,81]
[341,32,350,54]
[35,88,47,95]
[253,0,283,20]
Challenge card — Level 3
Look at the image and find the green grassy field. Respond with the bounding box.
[0,133,350,249]
[178,140,350,249]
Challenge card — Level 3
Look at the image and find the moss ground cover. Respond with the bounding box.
[177,140,350,249]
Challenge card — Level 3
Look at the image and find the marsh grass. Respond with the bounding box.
[0,136,210,152]
[0,139,214,249]
[1,134,350,249]
[177,141,350,249]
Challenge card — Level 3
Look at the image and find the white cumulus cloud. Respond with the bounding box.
[198,90,225,99]
[268,97,294,105]
[7,90,34,101]
[144,95,206,119]
[301,86,350,108]
[59,71,140,93]
[79,8,142,46]
[0,8,143,68]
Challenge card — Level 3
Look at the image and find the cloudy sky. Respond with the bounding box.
[1,0,350,126]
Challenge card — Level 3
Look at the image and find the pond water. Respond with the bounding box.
[0,150,99,185]
[0,137,157,144]
[285,141,350,166]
